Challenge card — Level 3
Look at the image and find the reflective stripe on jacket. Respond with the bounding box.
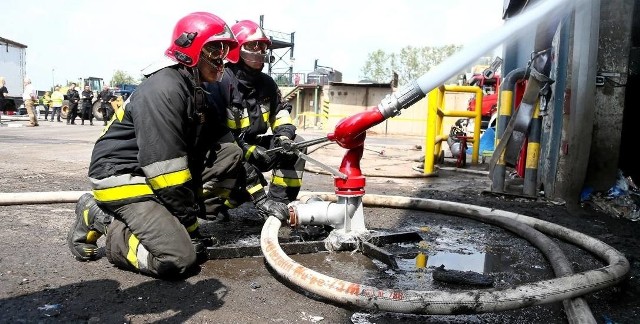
[51,91,64,107]
[206,63,295,143]
[88,65,213,226]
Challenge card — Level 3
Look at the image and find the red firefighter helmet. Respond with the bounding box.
[165,12,238,67]
[226,20,272,64]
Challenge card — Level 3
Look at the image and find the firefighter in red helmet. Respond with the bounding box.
[205,20,305,223]
[67,12,244,279]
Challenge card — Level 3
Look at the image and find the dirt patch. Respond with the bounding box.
[0,122,638,323]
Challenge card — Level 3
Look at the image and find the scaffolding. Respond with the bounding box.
[259,15,295,86]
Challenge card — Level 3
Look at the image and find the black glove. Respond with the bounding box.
[242,143,271,163]
[274,136,297,157]
[189,228,217,262]
[255,197,290,222]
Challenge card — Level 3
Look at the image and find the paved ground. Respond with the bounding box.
[0,115,639,323]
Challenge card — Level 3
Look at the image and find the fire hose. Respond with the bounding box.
[261,193,627,320]
[258,0,610,321]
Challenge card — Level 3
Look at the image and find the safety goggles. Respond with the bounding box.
[242,41,268,53]
[202,42,230,66]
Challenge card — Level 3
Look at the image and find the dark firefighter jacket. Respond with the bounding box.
[67,88,80,106]
[81,89,93,108]
[97,89,113,105]
[88,65,218,228]
[206,62,295,144]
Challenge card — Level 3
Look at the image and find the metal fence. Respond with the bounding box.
[270,72,306,87]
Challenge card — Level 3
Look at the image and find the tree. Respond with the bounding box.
[110,70,137,86]
[360,44,463,86]
[360,50,395,83]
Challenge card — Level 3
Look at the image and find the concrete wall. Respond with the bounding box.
[585,0,635,191]
[554,0,601,204]
[292,83,472,138]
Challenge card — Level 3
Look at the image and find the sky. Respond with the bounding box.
[1,0,504,91]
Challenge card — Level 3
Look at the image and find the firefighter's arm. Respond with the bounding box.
[270,87,296,139]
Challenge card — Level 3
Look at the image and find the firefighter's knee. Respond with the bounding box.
[154,245,197,278]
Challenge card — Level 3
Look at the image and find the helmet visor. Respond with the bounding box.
[242,41,268,54]
[202,42,230,61]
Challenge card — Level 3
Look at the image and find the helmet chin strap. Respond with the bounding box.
[198,55,225,81]
[189,65,207,122]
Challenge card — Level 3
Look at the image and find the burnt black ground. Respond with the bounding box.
[0,117,638,323]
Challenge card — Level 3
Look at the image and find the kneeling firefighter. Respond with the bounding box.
[67,12,244,279]
[204,20,306,222]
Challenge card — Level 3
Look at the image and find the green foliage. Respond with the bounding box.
[110,70,137,86]
[360,44,463,86]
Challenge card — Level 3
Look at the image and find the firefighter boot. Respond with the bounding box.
[68,193,112,261]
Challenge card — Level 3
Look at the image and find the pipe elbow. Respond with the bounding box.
[290,200,358,229]
[328,108,384,149]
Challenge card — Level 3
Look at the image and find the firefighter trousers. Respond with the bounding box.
[201,138,244,216]
[103,199,197,279]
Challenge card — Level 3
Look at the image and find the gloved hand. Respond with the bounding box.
[189,228,217,260]
[255,198,290,222]
[242,143,273,167]
[274,136,297,157]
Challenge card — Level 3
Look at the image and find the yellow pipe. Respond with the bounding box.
[434,87,445,159]
[424,89,439,174]
[439,110,480,118]
[442,85,483,164]
[423,85,484,172]
[415,252,427,268]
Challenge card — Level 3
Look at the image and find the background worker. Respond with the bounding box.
[66,83,80,125]
[22,77,38,127]
[0,77,7,109]
[42,91,52,121]
[50,86,64,122]
[67,11,243,279]
[97,85,114,125]
[80,85,94,125]
[205,20,304,222]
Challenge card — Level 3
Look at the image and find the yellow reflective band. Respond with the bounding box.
[224,200,236,208]
[93,184,154,202]
[115,101,125,121]
[226,116,250,129]
[247,184,264,195]
[126,234,140,269]
[271,175,302,188]
[83,208,90,226]
[272,116,292,129]
[244,145,256,160]
[262,111,269,122]
[186,221,199,233]
[86,230,100,244]
[148,169,192,190]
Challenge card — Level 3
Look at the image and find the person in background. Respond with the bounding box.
[42,91,52,121]
[22,77,38,127]
[66,83,80,125]
[80,85,94,125]
[67,12,245,279]
[50,86,64,122]
[97,85,113,126]
[204,20,303,222]
[0,77,8,113]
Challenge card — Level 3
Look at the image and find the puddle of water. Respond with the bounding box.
[427,251,487,272]
[394,249,513,274]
